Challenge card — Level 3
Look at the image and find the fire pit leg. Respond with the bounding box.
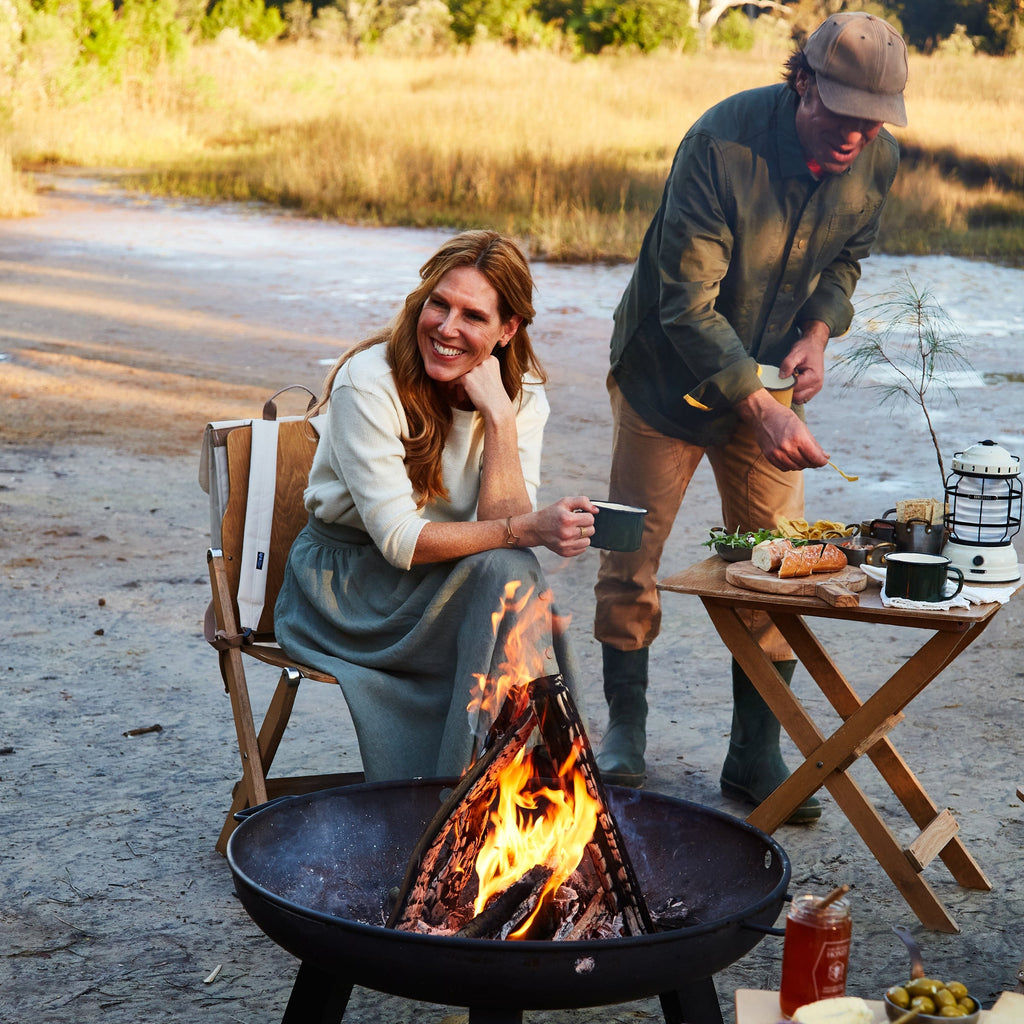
[659,976,723,1024]
[282,961,353,1024]
[466,1009,522,1024]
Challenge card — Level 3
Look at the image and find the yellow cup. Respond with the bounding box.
[759,364,795,408]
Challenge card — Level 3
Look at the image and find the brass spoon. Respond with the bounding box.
[828,460,860,482]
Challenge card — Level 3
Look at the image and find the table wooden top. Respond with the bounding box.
[659,556,1021,631]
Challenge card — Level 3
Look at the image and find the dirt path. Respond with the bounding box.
[2,176,1023,1023]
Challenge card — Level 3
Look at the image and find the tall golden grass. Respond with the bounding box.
[5,40,1024,264]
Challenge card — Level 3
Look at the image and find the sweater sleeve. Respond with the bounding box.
[307,370,426,570]
[516,380,549,509]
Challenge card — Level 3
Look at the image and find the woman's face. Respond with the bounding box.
[416,266,520,391]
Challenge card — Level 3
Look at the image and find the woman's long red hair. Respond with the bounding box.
[311,230,544,505]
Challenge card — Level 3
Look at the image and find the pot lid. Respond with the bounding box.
[951,439,1021,476]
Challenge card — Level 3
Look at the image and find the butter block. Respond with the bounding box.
[791,996,874,1024]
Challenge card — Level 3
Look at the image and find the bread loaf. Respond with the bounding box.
[778,546,821,578]
[752,538,794,571]
[812,543,848,573]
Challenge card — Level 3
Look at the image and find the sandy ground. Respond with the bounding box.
[2,174,1023,1023]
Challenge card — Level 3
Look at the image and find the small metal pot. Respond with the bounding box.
[838,537,896,566]
[866,510,947,556]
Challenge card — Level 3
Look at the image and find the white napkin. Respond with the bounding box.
[861,564,1018,610]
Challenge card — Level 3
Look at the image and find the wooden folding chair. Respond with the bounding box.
[204,392,363,854]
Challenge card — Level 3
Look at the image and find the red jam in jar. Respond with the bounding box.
[779,893,852,1018]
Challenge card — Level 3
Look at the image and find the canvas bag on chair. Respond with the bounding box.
[199,385,322,635]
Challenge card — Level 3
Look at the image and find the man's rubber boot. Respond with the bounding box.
[720,658,822,824]
[596,644,648,788]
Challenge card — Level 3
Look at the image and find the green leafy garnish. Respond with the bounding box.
[701,527,778,549]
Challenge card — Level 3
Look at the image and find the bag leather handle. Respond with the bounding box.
[263,385,317,421]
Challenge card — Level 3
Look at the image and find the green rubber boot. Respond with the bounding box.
[596,645,648,788]
[720,658,822,824]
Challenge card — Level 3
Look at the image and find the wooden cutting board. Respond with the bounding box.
[725,560,868,607]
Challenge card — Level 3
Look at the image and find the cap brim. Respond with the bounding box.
[816,74,907,127]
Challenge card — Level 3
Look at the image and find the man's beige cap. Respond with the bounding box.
[804,12,908,126]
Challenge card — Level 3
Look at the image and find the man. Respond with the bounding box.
[594,12,908,821]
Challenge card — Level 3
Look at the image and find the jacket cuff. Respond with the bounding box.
[683,358,763,412]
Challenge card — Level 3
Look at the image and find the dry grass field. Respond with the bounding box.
[4,38,1024,263]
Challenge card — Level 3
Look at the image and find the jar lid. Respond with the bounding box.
[951,440,1020,477]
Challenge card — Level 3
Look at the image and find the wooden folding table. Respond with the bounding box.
[659,557,1022,933]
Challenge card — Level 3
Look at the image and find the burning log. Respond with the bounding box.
[456,864,553,939]
[387,674,653,942]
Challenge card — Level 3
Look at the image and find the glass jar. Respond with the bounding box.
[779,893,852,1018]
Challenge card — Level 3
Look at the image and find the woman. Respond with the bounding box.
[275,230,598,782]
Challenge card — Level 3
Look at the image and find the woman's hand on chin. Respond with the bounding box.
[459,356,513,419]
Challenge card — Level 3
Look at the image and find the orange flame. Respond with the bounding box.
[463,578,596,939]
[467,579,554,736]
[472,737,599,937]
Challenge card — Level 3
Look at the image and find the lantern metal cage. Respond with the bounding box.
[942,440,1022,584]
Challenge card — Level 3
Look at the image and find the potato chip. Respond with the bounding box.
[774,517,854,539]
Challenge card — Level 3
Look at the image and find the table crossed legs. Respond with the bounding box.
[658,560,1013,933]
[701,598,991,932]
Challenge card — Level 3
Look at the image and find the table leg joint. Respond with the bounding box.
[904,808,959,872]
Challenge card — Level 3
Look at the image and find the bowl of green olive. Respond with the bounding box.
[884,977,981,1022]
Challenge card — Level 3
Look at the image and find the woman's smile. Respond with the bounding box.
[417,265,516,389]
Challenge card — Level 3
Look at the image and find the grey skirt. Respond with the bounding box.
[274,516,582,782]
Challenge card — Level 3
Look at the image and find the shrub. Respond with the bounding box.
[712,8,754,52]
[201,0,286,42]
[448,0,535,45]
[380,0,455,52]
[539,0,694,53]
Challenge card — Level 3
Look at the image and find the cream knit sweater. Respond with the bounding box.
[304,344,549,570]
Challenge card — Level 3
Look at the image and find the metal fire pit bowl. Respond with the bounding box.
[227,779,790,1024]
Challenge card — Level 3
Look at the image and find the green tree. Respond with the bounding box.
[894,0,988,52]
[201,0,286,41]
[987,0,1024,54]
[120,0,188,69]
[536,0,694,52]
[447,0,534,43]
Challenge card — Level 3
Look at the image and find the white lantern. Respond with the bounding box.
[942,440,1022,583]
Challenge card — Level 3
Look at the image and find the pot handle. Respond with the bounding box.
[740,921,786,937]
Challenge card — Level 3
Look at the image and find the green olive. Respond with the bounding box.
[887,986,911,1009]
[945,982,968,1000]
[908,978,944,998]
[938,1007,967,1018]
[935,988,957,1008]
[958,997,976,1013]
[910,995,938,1015]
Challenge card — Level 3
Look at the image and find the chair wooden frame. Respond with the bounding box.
[205,415,362,854]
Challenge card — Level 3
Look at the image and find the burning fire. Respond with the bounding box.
[472,738,599,937]
[467,580,548,731]
[464,579,599,939]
